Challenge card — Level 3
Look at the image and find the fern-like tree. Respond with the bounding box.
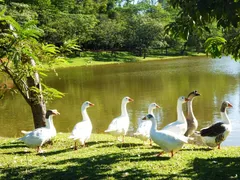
[0,11,69,128]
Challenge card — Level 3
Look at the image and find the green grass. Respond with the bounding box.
[0,133,240,179]
[53,51,206,69]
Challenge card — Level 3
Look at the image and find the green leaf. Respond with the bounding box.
[204,37,226,58]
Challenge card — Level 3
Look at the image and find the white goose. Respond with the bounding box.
[69,101,94,150]
[18,109,60,153]
[104,96,134,143]
[134,103,160,145]
[143,114,191,157]
[184,90,201,137]
[199,101,232,149]
[162,96,189,135]
[21,112,58,139]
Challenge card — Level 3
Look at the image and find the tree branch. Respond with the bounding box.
[1,61,31,104]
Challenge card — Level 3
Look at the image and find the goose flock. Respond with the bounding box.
[18,90,233,157]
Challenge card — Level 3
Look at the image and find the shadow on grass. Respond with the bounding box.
[92,51,139,63]
[136,152,171,161]
[2,149,239,179]
[180,147,213,152]
[160,157,240,180]
[0,152,161,179]
[37,148,73,156]
[0,141,26,149]
[41,141,114,156]
[116,142,145,149]
[2,151,31,155]
[86,140,110,147]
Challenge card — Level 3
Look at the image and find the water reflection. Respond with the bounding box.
[0,56,239,146]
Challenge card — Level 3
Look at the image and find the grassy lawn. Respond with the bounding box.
[0,133,239,179]
[53,51,206,69]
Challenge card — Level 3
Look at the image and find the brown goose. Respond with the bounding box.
[200,101,232,149]
[184,90,201,137]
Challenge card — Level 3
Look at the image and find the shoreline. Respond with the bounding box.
[53,53,207,69]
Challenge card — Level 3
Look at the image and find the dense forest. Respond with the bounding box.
[0,0,228,57]
[0,0,239,128]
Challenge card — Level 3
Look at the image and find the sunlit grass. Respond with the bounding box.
[52,51,206,69]
[0,133,239,179]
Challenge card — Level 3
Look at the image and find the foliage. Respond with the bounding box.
[2,0,239,59]
[4,2,38,23]
[204,37,226,58]
[0,13,63,103]
[168,0,239,28]
[167,0,240,60]
[1,0,186,56]
[30,84,64,103]
[0,11,79,128]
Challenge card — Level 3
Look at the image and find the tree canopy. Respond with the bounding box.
[0,0,239,128]
[0,10,75,128]
[167,0,240,60]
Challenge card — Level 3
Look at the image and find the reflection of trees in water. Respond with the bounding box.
[1,57,240,139]
[0,74,15,99]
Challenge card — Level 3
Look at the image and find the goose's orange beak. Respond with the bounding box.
[89,103,95,106]
[128,98,134,102]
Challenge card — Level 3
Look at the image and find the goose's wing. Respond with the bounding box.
[25,128,48,138]
[162,121,185,133]
[19,128,49,146]
[135,120,151,134]
[152,130,187,152]
[160,130,189,143]
[69,121,91,140]
[200,122,226,137]
[105,116,122,132]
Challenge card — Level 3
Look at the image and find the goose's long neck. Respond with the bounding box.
[150,118,157,133]
[148,108,154,115]
[82,107,90,121]
[45,115,54,129]
[121,101,128,116]
[220,109,230,124]
[177,101,186,123]
[187,100,195,120]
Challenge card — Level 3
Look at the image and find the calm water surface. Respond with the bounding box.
[0,56,239,146]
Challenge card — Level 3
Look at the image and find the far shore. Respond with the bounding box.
[53,52,207,69]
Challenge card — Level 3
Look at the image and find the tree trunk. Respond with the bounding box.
[30,102,46,128]
[143,48,147,59]
[165,47,168,55]
[26,58,46,129]
[27,75,46,129]
[180,42,187,55]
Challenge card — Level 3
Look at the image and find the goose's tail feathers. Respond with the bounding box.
[21,130,31,135]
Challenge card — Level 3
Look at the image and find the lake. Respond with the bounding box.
[0,56,239,146]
